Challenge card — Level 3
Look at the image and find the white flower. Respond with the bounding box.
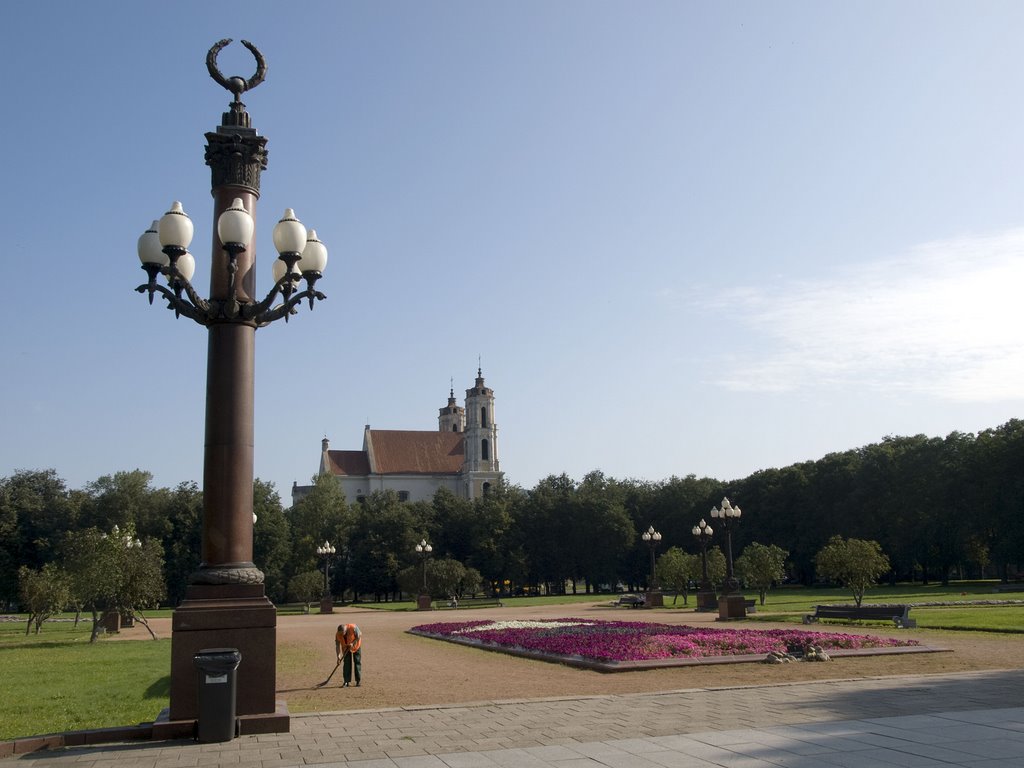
[455,620,595,634]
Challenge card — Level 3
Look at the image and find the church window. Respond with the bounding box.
[481,407,489,427]
[482,482,491,496]
[452,424,458,432]
[481,439,490,460]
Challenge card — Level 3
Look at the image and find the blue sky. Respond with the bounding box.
[2,2,1022,500]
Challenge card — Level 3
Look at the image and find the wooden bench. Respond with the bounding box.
[614,595,645,608]
[433,596,503,609]
[803,604,916,628]
[744,599,756,614]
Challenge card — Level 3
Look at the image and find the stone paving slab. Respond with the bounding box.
[3,670,1023,767]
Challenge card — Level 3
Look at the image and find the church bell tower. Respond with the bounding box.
[462,367,500,498]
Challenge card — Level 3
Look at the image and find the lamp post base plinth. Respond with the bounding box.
[696,589,718,612]
[717,593,748,620]
[319,596,334,614]
[169,583,286,732]
[644,590,664,608]
[417,594,433,611]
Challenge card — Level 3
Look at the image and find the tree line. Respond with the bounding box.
[3,419,1022,618]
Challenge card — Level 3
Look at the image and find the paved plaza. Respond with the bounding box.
[2,669,1022,767]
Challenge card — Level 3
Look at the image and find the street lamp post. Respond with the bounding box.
[691,518,717,611]
[415,539,433,611]
[316,541,336,614]
[641,525,663,608]
[136,39,328,732]
[710,496,745,619]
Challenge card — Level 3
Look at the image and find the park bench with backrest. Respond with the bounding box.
[803,604,916,628]
[614,594,646,608]
[433,596,504,609]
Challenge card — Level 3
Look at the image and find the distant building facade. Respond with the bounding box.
[292,369,502,505]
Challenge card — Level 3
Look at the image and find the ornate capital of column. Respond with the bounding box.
[205,131,269,196]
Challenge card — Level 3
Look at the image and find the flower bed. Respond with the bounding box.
[409,618,930,671]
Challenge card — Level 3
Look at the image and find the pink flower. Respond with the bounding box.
[410,619,919,662]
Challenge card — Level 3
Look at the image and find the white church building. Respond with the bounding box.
[292,369,502,505]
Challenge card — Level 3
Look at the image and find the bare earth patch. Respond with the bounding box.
[125,601,1024,715]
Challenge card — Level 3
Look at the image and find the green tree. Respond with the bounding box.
[18,563,69,634]
[63,524,166,642]
[735,542,788,605]
[656,547,701,605]
[571,471,635,593]
[288,473,350,583]
[515,474,576,593]
[346,491,418,600]
[80,470,164,539]
[287,570,323,613]
[161,481,202,606]
[814,535,890,606]
[0,469,76,604]
[706,546,727,588]
[253,479,291,603]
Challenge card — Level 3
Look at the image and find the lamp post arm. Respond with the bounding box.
[252,285,327,326]
[135,280,210,325]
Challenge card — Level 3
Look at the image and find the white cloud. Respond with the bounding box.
[708,229,1024,402]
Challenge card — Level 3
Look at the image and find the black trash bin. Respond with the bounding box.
[193,648,241,743]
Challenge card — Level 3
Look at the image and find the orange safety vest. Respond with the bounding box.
[336,624,362,653]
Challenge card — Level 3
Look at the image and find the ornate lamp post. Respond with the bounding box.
[415,539,433,611]
[136,39,328,733]
[641,525,663,608]
[316,541,336,614]
[691,518,717,611]
[710,496,745,619]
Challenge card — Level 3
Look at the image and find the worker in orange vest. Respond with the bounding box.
[335,622,362,687]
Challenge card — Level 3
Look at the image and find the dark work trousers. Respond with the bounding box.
[344,649,361,684]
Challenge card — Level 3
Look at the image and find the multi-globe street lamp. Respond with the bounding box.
[691,518,717,611]
[136,39,327,732]
[641,525,663,608]
[316,541,336,614]
[415,539,433,611]
[710,496,745,619]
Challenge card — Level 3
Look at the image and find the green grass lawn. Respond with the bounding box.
[704,583,1024,632]
[0,620,169,741]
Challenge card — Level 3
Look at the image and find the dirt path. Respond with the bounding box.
[127,602,1024,715]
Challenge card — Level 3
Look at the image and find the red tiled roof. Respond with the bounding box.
[369,430,465,474]
[326,450,371,476]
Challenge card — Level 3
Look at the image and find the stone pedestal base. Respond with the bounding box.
[101,610,121,634]
[717,593,748,620]
[152,700,290,741]
[696,589,718,612]
[318,596,334,614]
[417,594,433,611]
[169,583,285,731]
[645,590,664,608]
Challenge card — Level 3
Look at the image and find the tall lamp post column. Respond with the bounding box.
[710,497,745,619]
[692,519,717,611]
[316,541,336,614]
[415,539,433,611]
[137,40,328,732]
[641,525,663,608]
